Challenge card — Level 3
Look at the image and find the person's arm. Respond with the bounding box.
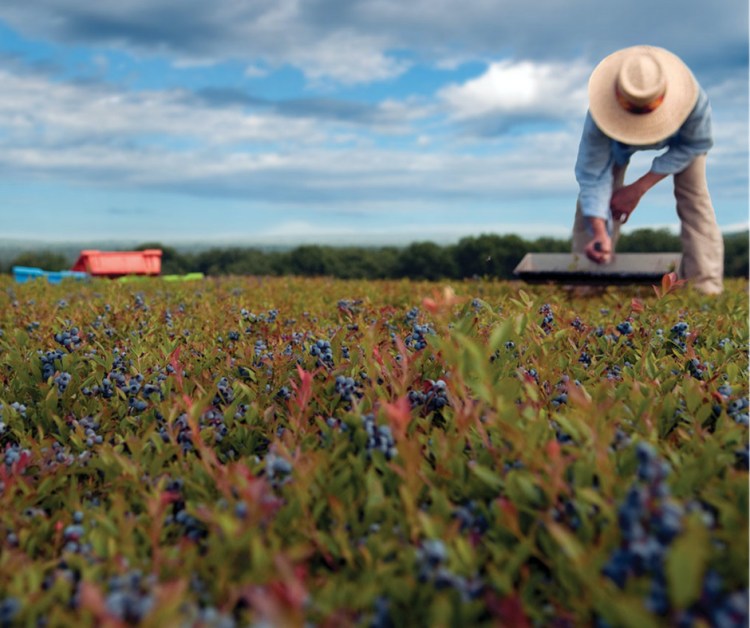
[584,217,611,263]
[610,87,712,226]
[609,170,668,223]
[574,112,616,263]
[651,87,713,174]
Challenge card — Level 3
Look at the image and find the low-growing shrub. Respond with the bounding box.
[0,276,747,626]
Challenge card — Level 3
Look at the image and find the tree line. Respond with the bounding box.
[5,229,748,281]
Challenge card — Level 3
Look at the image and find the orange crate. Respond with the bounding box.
[71,249,162,278]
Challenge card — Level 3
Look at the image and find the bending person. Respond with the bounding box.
[573,45,723,294]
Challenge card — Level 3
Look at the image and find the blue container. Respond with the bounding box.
[12,266,89,284]
[46,270,89,284]
[12,266,45,283]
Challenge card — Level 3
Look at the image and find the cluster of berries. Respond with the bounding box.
[53,372,72,394]
[408,380,449,414]
[491,340,517,364]
[550,379,568,408]
[310,339,334,367]
[600,442,747,623]
[415,539,483,601]
[578,350,592,367]
[240,308,279,324]
[157,408,230,452]
[550,496,583,532]
[104,570,156,624]
[337,299,362,313]
[157,413,193,453]
[602,442,682,613]
[334,375,363,404]
[360,414,397,461]
[368,596,393,628]
[54,327,83,351]
[264,453,293,488]
[214,376,235,406]
[253,339,274,364]
[522,367,539,384]
[0,598,20,626]
[83,376,115,400]
[539,303,555,335]
[604,363,623,382]
[61,510,91,555]
[616,320,634,336]
[38,349,65,381]
[670,321,689,352]
[73,415,104,448]
[131,293,148,311]
[550,420,574,445]
[164,479,207,542]
[452,501,489,537]
[405,323,434,351]
[276,386,292,402]
[4,443,30,468]
[571,316,586,332]
[405,306,420,323]
[0,401,27,436]
[726,397,749,427]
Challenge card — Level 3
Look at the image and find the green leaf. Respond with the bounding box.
[470,463,503,491]
[505,472,544,509]
[489,317,516,353]
[666,515,710,609]
[546,521,583,563]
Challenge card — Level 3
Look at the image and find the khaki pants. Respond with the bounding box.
[572,155,724,294]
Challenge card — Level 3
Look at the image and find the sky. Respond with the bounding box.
[0,0,747,246]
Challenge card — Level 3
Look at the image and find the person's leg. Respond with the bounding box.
[571,199,590,255]
[609,164,626,252]
[572,164,626,255]
[673,155,724,294]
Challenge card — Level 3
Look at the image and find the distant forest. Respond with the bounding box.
[3,229,748,281]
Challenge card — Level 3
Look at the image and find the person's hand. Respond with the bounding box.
[610,182,643,224]
[585,234,612,264]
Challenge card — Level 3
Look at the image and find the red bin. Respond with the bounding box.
[71,249,162,278]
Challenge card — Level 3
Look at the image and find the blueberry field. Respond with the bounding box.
[0,275,748,627]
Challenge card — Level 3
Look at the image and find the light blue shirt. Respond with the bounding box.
[575,87,713,222]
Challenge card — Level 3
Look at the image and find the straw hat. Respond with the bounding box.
[588,45,698,145]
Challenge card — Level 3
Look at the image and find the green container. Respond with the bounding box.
[116,275,150,283]
[162,273,204,282]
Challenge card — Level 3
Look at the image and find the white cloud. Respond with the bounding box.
[0,33,745,242]
[0,69,582,202]
[0,68,369,149]
[440,59,589,121]
[1,0,745,86]
[286,31,409,85]
[244,63,269,78]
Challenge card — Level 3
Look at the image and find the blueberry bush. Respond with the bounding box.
[0,276,747,627]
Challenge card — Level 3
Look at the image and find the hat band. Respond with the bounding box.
[615,84,665,114]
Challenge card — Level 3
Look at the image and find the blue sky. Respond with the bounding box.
[0,0,747,245]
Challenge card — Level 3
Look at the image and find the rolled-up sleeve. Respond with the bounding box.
[575,111,615,220]
[651,88,713,174]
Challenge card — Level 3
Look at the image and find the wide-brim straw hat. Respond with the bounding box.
[588,45,698,145]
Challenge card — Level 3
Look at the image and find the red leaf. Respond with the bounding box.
[291,364,313,411]
[384,397,412,440]
[168,346,184,390]
[654,271,687,298]
[545,439,561,461]
[486,592,531,628]
[422,297,438,314]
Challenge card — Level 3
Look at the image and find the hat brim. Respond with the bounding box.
[588,46,698,145]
